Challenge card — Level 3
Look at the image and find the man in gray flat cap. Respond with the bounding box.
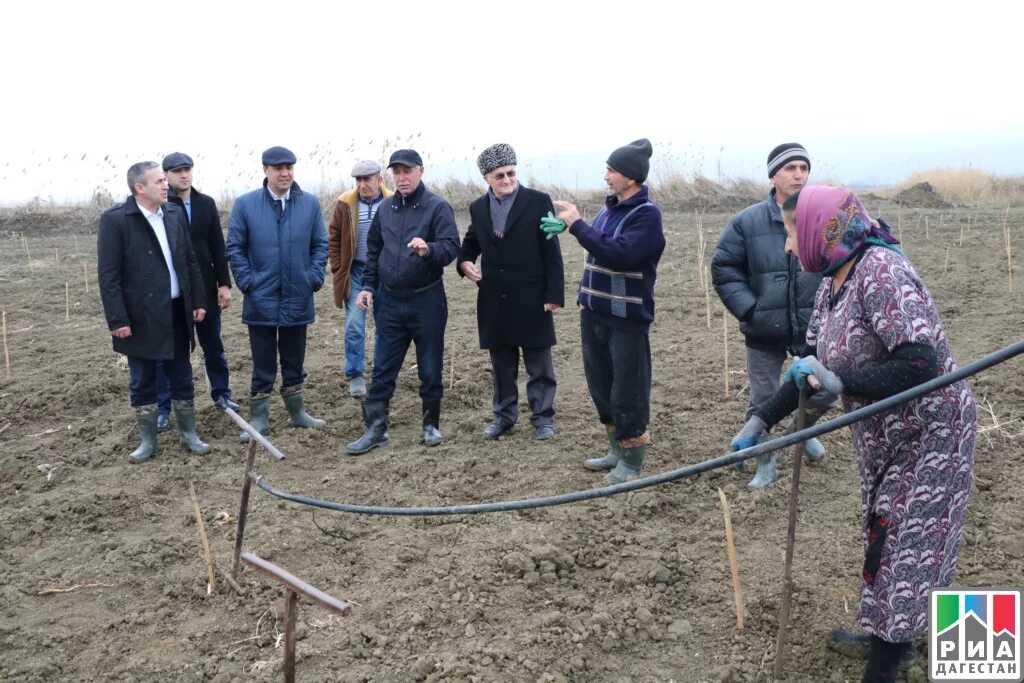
[152,152,237,435]
[328,160,394,398]
[226,146,329,441]
[458,143,564,441]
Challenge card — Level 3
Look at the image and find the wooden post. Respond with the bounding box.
[231,438,259,582]
[704,266,712,330]
[55,247,59,264]
[2,311,10,379]
[723,313,730,395]
[65,283,70,321]
[239,552,350,683]
[189,482,217,594]
[84,263,89,294]
[283,590,298,683]
[773,389,808,680]
[1004,207,1014,292]
[718,488,744,629]
[74,234,79,251]
[944,245,951,274]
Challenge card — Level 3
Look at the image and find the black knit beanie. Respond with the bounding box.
[767,143,810,178]
[607,138,653,183]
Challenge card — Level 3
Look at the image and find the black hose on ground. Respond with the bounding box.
[253,338,1024,516]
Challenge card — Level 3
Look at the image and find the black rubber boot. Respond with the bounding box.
[421,401,443,447]
[172,399,210,455]
[604,445,645,484]
[282,385,326,429]
[239,393,271,443]
[861,635,914,682]
[128,404,159,464]
[346,400,390,455]
[584,430,621,471]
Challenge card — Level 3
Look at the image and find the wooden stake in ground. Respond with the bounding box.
[925,215,930,240]
[65,283,70,321]
[1004,206,1014,292]
[704,266,712,330]
[2,311,10,379]
[189,482,217,594]
[944,244,951,274]
[74,234,79,251]
[83,263,89,293]
[717,488,744,629]
[723,313,730,395]
[773,389,808,681]
[55,247,59,264]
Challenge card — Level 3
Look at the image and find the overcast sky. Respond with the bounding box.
[2,0,1022,203]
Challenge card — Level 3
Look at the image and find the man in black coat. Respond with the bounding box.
[152,152,237,432]
[458,143,564,440]
[97,161,210,463]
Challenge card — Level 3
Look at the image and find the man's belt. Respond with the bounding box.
[383,278,442,299]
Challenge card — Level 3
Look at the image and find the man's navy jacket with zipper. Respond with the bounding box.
[362,182,460,295]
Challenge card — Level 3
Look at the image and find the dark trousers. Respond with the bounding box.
[155,304,231,413]
[367,284,447,404]
[489,345,556,427]
[248,325,307,395]
[580,309,651,441]
[128,298,194,407]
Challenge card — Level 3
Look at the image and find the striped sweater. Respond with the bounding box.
[570,186,665,331]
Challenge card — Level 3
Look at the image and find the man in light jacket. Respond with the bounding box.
[328,159,393,398]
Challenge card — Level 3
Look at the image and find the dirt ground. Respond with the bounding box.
[1,203,1022,682]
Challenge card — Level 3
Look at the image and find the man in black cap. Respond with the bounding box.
[97,161,210,462]
[346,149,460,454]
[547,139,665,484]
[457,143,564,441]
[152,152,237,433]
[226,146,329,441]
[711,142,836,489]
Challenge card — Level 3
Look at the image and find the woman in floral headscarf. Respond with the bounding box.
[730,186,977,683]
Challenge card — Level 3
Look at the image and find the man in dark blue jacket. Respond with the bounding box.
[346,149,461,454]
[226,146,329,441]
[711,143,836,489]
[551,139,665,484]
[153,152,237,433]
[97,161,210,463]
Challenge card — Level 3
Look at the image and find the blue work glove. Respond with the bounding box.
[539,211,567,240]
[730,415,767,451]
[784,356,844,394]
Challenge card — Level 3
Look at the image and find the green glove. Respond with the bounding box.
[539,211,566,240]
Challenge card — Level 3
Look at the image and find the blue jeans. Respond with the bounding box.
[344,262,367,378]
[367,283,447,404]
[155,304,231,414]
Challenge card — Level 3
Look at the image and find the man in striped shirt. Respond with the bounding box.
[328,160,393,398]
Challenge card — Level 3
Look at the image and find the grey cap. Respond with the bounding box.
[162,152,193,171]
[351,160,382,177]
[262,146,297,165]
[387,149,423,168]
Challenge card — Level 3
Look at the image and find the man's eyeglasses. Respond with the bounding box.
[491,169,516,181]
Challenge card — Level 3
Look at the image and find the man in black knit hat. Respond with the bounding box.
[711,142,837,490]
[548,139,665,484]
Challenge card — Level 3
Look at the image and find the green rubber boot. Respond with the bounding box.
[173,399,210,455]
[282,386,325,429]
[584,430,621,471]
[128,404,159,464]
[604,445,646,484]
[239,393,271,443]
